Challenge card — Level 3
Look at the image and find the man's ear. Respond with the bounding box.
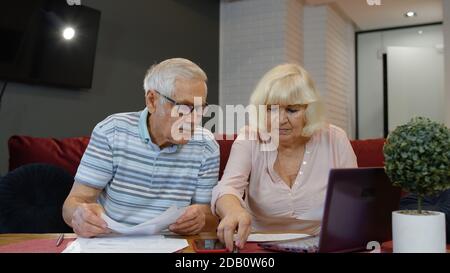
[145,90,157,114]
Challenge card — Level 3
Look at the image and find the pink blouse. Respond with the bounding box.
[211,124,358,233]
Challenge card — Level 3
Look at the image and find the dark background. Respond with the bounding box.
[0,0,220,174]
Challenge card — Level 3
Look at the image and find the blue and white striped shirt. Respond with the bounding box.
[75,109,220,226]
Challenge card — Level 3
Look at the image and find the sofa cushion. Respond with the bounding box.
[8,135,90,176]
[216,135,236,179]
[350,138,386,167]
[8,135,387,180]
[216,136,387,170]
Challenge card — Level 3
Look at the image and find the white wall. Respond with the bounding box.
[357,32,384,139]
[220,0,303,108]
[346,19,356,139]
[326,7,355,138]
[304,6,327,108]
[219,0,304,134]
[304,5,355,138]
[285,0,304,63]
[220,0,355,137]
[357,24,444,139]
[444,0,450,127]
[387,47,445,129]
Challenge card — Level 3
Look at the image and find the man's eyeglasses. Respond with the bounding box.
[153,90,209,115]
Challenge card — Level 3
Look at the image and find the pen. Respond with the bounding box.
[56,234,65,247]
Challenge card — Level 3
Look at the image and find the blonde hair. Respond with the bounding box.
[249,63,326,137]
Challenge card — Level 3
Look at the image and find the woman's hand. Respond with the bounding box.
[216,208,252,251]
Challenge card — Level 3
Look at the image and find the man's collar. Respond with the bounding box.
[138,109,179,153]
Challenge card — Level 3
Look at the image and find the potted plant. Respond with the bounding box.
[383,117,450,253]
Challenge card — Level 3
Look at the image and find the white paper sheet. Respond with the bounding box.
[235,233,310,242]
[62,235,188,253]
[101,206,186,235]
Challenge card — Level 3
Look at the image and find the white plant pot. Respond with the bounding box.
[392,210,446,253]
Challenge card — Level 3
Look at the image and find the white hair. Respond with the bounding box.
[143,58,207,99]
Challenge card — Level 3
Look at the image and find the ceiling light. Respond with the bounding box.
[62,27,75,40]
[404,11,417,18]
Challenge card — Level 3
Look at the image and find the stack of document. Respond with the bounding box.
[63,206,188,253]
[63,235,188,253]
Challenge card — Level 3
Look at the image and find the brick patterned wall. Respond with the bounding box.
[304,5,355,137]
[220,0,304,107]
[220,0,355,137]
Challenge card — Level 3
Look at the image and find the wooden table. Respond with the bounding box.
[0,232,216,253]
[0,229,320,253]
[0,233,448,253]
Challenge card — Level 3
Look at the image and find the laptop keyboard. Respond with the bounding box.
[259,236,320,253]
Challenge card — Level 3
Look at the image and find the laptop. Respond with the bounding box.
[258,167,401,253]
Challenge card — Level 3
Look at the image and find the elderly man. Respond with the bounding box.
[63,58,220,237]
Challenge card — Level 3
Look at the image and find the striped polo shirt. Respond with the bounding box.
[74,109,220,226]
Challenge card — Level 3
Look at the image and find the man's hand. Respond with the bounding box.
[169,205,206,235]
[217,209,252,251]
[71,203,111,238]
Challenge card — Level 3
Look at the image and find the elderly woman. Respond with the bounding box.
[211,64,357,251]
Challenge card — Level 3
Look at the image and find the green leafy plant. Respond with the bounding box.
[383,117,450,214]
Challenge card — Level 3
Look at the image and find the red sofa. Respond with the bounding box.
[8,135,386,178]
